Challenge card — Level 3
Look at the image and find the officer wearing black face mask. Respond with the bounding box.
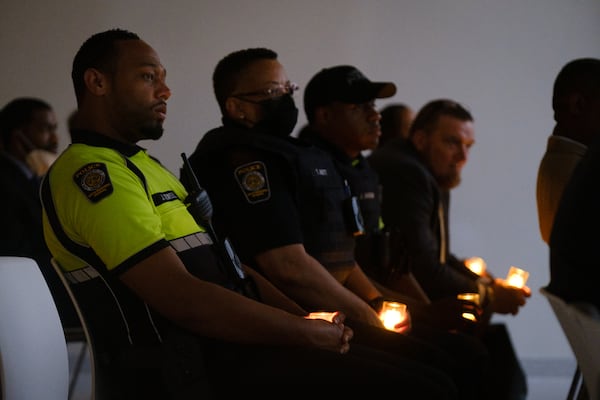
[231,90,299,138]
[185,48,358,273]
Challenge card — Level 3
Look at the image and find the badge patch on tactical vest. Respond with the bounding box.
[73,162,113,203]
[234,161,270,203]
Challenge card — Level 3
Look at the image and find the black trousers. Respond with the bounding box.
[347,318,488,400]
[346,318,528,400]
[98,335,458,400]
[481,323,528,400]
[205,340,458,399]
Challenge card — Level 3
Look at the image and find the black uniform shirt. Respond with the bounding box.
[187,119,355,273]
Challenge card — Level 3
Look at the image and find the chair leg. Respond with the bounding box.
[567,366,581,400]
[575,379,589,400]
[68,342,88,400]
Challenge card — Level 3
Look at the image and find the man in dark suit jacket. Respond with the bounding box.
[369,98,531,400]
[0,97,79,328]
[369,98,530,311]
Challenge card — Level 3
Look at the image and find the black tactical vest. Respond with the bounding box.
[198,122,357,273]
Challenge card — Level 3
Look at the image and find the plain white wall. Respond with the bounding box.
[2,0,600,362]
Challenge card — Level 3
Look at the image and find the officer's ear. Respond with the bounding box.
[83,68,109,96]
[567,92,587,115]
[313,105,330,127]
[225,97,245,121]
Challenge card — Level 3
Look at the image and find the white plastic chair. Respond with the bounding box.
[570,300,600,400]
[0,256,70,400]
[540,287,600,400]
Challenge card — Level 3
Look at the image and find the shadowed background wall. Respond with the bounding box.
[2,0,600,366]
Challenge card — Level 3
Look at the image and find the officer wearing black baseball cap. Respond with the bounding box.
[299,65,491,400]
[304,65,396,123]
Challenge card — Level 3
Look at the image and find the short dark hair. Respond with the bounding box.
[0,97,52,147]
[552,58,600,117]
[212,48,278,114]
[409,99,473,137]
[71,28,140,105]
[379,103,411,145]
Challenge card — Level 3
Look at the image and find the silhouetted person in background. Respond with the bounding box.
[378,103,414,147]
[0,97,79,330]
[547,58,600,310]
[537,58,600,245]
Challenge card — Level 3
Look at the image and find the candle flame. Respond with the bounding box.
[462,312,477,322]
[465,257,486,276]
[457,293,480,306]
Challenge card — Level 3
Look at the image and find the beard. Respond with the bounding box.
[140,122,164,140]
[113,97,165,141]
[436,172,461,190]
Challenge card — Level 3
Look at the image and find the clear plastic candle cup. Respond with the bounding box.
[306,311,336,323]
[505,266,529,289]
[379,301,407,331]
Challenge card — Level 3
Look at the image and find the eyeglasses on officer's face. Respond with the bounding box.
[233,81,299,99]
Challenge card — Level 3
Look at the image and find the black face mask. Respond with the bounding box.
[253,94,299,137]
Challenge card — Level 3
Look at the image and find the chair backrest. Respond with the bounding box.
[0,256,69,400]
[570,301,600,400]
[50,257,97,400]
[540,287,600,400]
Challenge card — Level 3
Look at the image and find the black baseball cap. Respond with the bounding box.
[304,65,396,121]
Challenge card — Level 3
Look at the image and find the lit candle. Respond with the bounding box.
[505,266,529,289]
[306,312,336,323]
[461,312,477,322]
[457,292,480,306]
[379,301,407,331]
[465,257,486,276]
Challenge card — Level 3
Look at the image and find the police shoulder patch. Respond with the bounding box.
[73,162,113,203]
[234,161,270,204]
